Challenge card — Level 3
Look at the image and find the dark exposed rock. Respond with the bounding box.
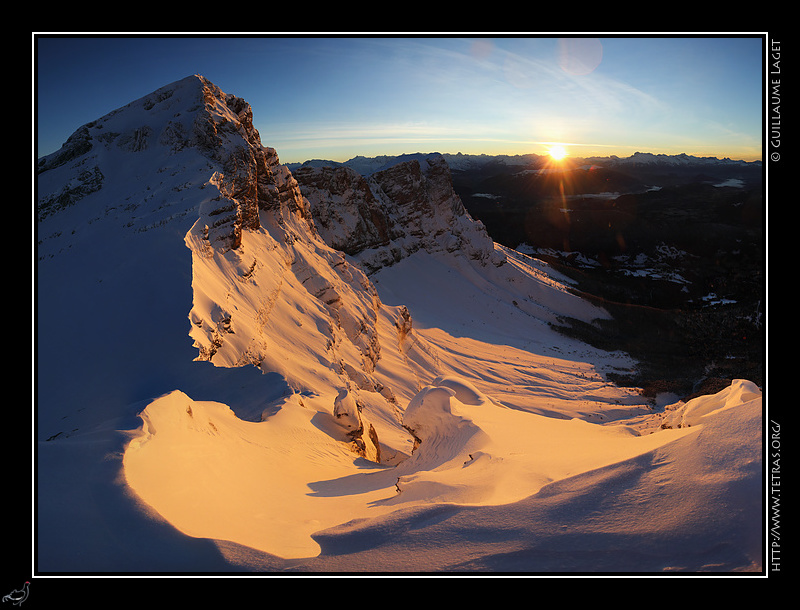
[333,388,382,463]
[37,125,94,175]
[293,164,394,255]
[294,153,505,273]
[116,126,153,152]
[37,165,104,221]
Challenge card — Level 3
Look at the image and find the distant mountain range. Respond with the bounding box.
[288,150,761,174]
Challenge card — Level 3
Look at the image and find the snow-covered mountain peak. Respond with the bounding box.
[36,74,379,402]
[37,74,314,252]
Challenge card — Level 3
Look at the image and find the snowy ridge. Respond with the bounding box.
[36,75,763,572]
[595,151,762,167]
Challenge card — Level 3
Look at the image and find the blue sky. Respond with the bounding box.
[35,35,765,163]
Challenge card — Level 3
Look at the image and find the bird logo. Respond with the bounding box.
[2,582,29,606]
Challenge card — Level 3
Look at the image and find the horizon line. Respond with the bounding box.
[277,148,765,166]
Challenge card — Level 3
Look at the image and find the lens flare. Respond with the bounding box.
[548,145,568,161]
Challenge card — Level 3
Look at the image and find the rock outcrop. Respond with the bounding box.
[190,77,316,251]
[333,388,382,462]
[294,154,507,273]
[291,164,395,256]
[37,75,315,250]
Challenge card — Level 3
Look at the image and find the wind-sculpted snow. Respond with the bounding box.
[658,379,761,429]
[122,374,760,563]
[308,385,762,572]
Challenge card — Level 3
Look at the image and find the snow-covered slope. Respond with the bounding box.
[35,75,763,573]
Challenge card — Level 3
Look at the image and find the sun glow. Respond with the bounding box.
[548,145,568,161]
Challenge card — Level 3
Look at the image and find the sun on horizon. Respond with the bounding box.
[548,145,568,161]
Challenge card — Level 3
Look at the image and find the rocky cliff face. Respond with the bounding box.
[294,154,507,273]
[186,77,316,251]
[291,164,396,256]
[36,75,418,435]
[36,75,519,466]
[37,75,315,251]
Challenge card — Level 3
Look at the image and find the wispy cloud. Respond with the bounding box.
[256,36,761,161]
[497,42,668,118]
